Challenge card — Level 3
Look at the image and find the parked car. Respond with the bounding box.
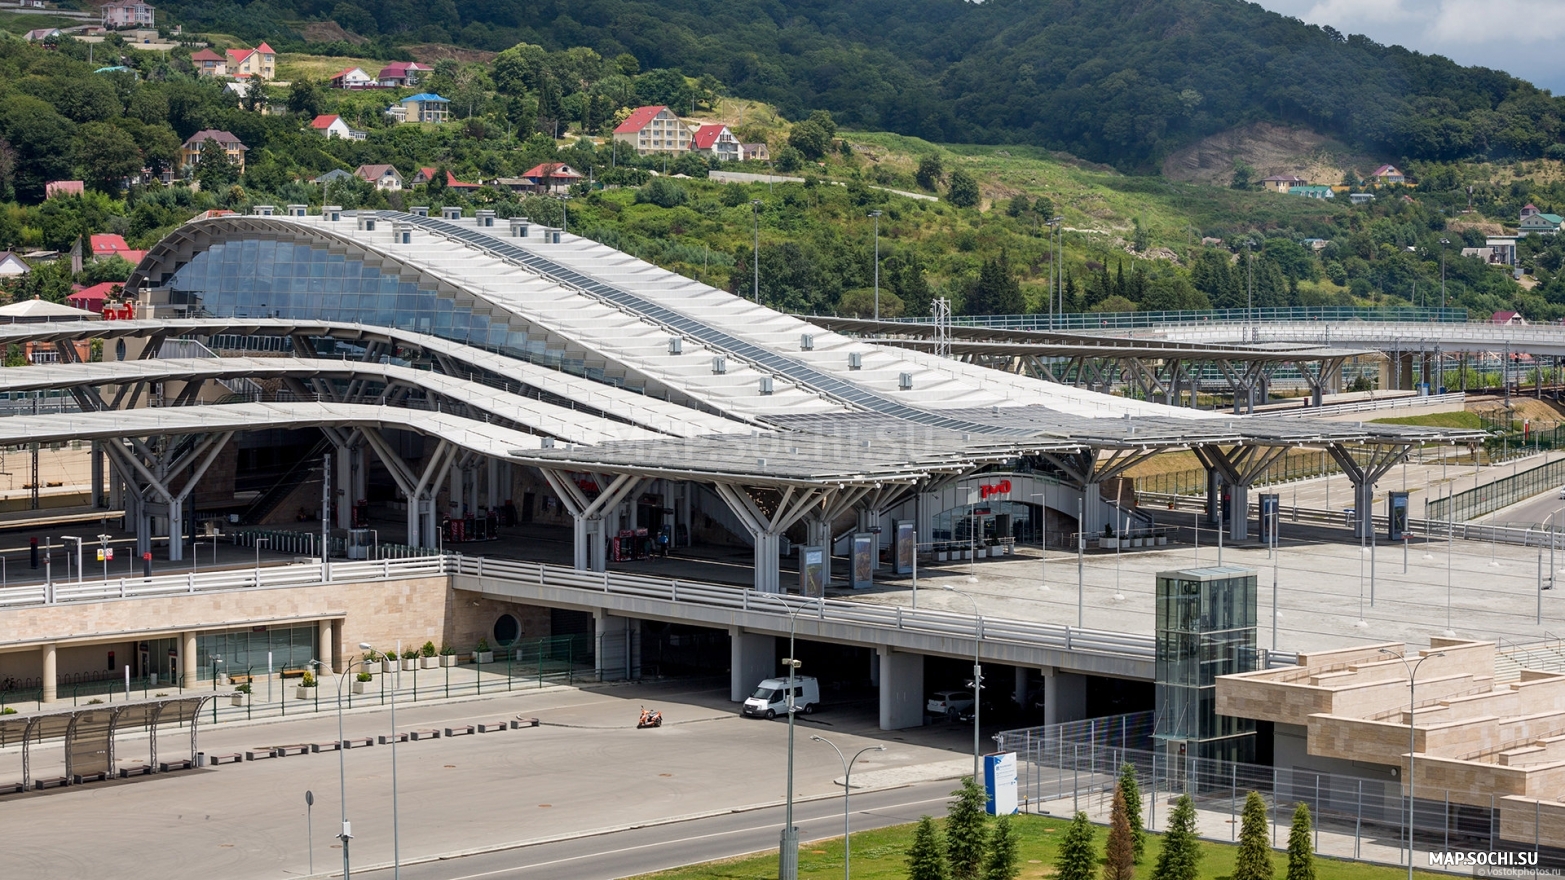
[741,675,820,719]
[926,689,975,718]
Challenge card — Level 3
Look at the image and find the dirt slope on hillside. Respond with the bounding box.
[1161,122,1380,187]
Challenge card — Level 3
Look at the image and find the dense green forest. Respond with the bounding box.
[144,0,1565,171]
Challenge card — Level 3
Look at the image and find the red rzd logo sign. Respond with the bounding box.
[978,480,1012,499]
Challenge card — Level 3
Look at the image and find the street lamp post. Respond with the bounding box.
[1379,647,1446,880]
[313,656,356,880]
[1439,238,1450,311]
[751,200,763,305]
[1245,238,1256,324]
[97,533,111,582]
[61,535,82,583]
[1030,492,1048,591]
[809,736,886,880]
[255,536,270,577]
[1047,217,1063,328]
[765,594,820,880]
[943,585,984,780]
[868,210,882,320]
[365,642,401,879]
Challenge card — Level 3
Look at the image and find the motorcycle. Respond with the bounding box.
[637,707,663,729]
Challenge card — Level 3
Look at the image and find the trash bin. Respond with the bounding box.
[195,752,206,768]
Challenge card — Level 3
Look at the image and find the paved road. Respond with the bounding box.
[353,779,957,880]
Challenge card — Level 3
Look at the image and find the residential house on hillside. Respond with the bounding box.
[1371,164,1406,184]
[225,43,276,80]
[377,61,432,87]
[388,93,449,124]
[1521,203,1541,219]
[1519,212,1563,235]
[691,124,740,162]
[409,167,479,190]
[740,142,770,162]
[189,48,225,77]
[329,67,375,89]
[1260,175,1306,193]
[1492,310,1527,325]
[310,114,353,139]
[613,106,690,156]
[0,252,31,277]
[90,234,145,264]
[24,28,61,41]
[102,1,153,28]
[312,169,353,185]
[355,164,403,191]
[1288,185,1334,200]
[1464,236,1518,266]
[68,281,122,314]
[180,130,247,172]
[44,180,84,199]
[1349,192,1375,205]
[517,162,581,195]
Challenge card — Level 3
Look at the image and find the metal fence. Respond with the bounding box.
[883,306,1469,332]
[994,723,1558,872]
[1427,457,1565,523]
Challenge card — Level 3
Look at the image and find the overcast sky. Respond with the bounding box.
[1252,0,1565,93]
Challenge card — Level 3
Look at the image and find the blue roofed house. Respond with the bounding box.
[1288,185,1335,200]
[389,93,450,124]
[1519,212,1563,236]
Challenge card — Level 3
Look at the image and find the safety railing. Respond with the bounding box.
[1268,391,1467,418]
[880,307,1470,332]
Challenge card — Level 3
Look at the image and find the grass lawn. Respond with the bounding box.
[1372,411,1485,430]
[632,813,1450,879]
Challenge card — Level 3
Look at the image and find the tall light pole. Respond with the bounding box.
[1047,217,1063,328]
[943,585,984,780]
[1030,491,1048,591]
[1246,238,1256,323]
[314,656,356,880]
[1379,647,1446,880]
[365,641,401,879]
[560,194,571,236]
[765,594,819,880]
[809,736,886,880]
[868,210,883,320]
[61,535,82,583]
[751,199,763,305]
[1438,238,1450,313]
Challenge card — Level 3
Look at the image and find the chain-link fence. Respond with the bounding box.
[995,714,1561,872]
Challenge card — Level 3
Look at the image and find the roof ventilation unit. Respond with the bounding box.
[441,206,463,221]
[848,352,862,370]
[356,215,377,231]
[410,205,429,217]
[898,372,914,390]
[475,209,495,227]
[757,458,767,468]
[800,334,814,351]
[759,377,774,396]
[668,337,682,355]
[286,204,307,217]
[323,205,342,222]
[712,357,727,374]
[509,218,531,238]
[251,204,274,216]
[544,228,562,243]
[393,223,412,245]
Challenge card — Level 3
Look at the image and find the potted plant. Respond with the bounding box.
[401,647,418,671]
[231,683,251,707]
[352,671,372,694]
[439,644,458,667]
[374,649,396,675]
[1102,524,1119,550]
[296,670,317,700]
[420,640,439,669]
[473,637,494,664]
[360,651,377,675]
[936,543,948,562]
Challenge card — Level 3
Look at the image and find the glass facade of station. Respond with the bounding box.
[163,238,625,386]
[1153,566,1258,762]
[193,623,320,680]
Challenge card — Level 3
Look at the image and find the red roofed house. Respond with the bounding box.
[690,124,740,162]
[518,163,581,195]
[377,61,432,88]
[67,281,123,314]
[1372,164,1406,185]
[1522,203,1541,220]
[311,114,353,139]
[190,48,226,77]
[225,43,276,81]
[411,167,481,189]
[444,171,480,190]
[330,67,375,89]
[355,164,403,191]
[89,234,147,265]
[45,180,85,199]
[180,130,247,173]
[1492,310,1527,326]
[613,106,690,156]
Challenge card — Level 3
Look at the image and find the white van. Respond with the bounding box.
[741,675,821,718]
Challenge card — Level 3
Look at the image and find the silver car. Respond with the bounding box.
[926,689,975,718]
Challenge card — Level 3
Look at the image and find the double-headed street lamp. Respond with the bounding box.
[1379,647,1446,880]
[810,736,886,880]
[868,210,883,320]
[363,641,401,878]
[767,593,820,880]
[944,585,984,780]
[311,656,356,879]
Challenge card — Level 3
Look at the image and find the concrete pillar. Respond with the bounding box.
[1015,666,1030,708]
[1081,481,1103,540]
[1048,669,1088,724]
[330,619,344,673]
[319,620,334,674]
[353,446,367,504]
[448,460,461,516]
[90,441,103,508]
[166,497,184,561]
[878,647,924,730]
[754,533,781,593]
[487,457,499,510]
[1353,478,1375,540]
[406,496,421,550]
[588,518,606,571]
[40,642,57,703]
[730,628,776,701]
[181,631,197,688]
[594,611,639,681]
[572,516,590,570]
[1229,482,1250,542]
[1041,667,1057,725]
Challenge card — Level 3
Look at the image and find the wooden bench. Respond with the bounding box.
[3,781,23,794]
[409,729,440,741]
[34,776,69,790]
[279,667,308,680]
[444,724,475,738]
[274,744,310,757]
[511,717,540,729]
[71,772,109,784]
[377,733,408,745]
[208,753,243,765]
[158,759,193,772]
[227,674,254,686]
[244,749,276,761]
[341,737,373,749]
[310,741,340,753]
[477,722,507,733]
[118,766,152,778]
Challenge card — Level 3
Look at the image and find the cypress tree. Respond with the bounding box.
[907,815,950,880]
[1055,811,1098,880]
[983,814,1020,880]
[1103,786,1136,880]
[1150,794,1201,880]
[1285,803,1315,880]
[946,776,990,880]
[1118,763,1145,862]
[1233,792,1274,880]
